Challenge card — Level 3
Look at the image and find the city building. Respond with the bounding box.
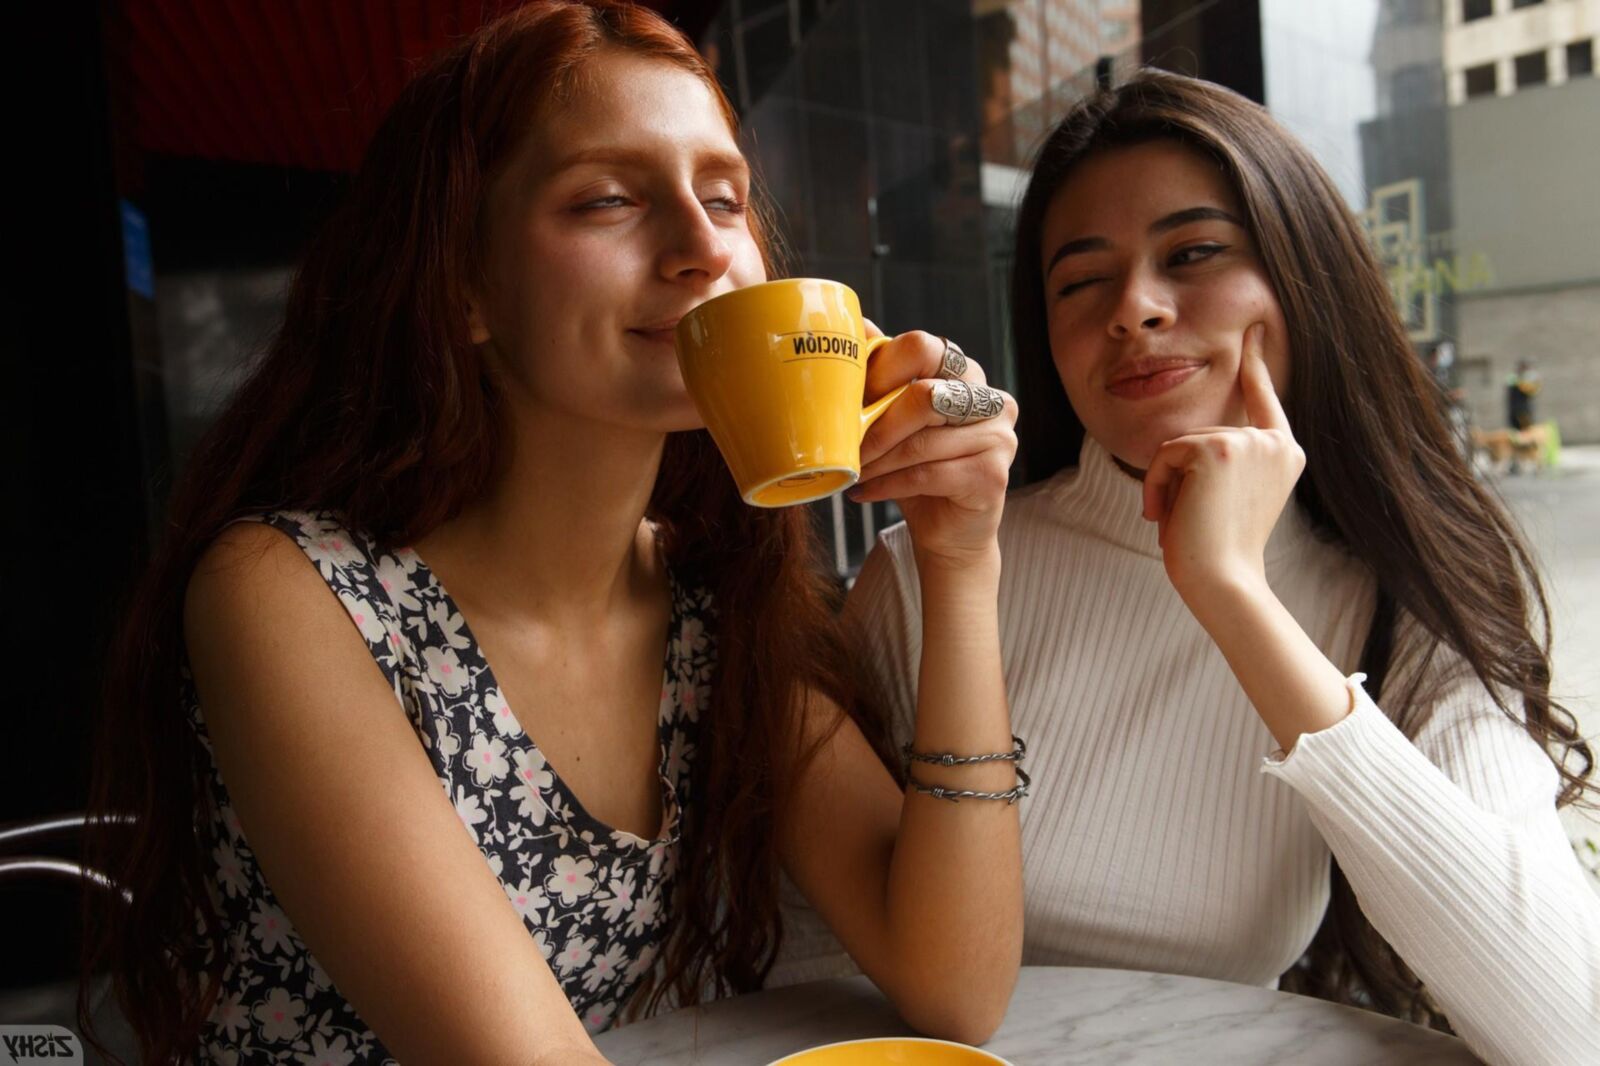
[1445,0,1600,440]
[1446,0,1597,104]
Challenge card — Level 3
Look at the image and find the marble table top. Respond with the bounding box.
[594,965,1480,1064]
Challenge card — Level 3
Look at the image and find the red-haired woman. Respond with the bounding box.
[82,3,1022,1063]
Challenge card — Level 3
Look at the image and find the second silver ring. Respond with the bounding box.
[938,337,968,380]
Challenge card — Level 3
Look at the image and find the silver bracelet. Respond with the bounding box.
[909,765,1031,805]
[902,734,1026,767]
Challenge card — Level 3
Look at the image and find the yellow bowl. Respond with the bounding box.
[766,1037,1015,1065]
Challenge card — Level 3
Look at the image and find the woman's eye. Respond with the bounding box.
[703,195,748,215]
[1170,243,1226,266]
[575,195,631,212]
[1055,277,1103,298]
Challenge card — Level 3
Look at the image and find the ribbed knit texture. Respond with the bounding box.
[770,436,1600,1066]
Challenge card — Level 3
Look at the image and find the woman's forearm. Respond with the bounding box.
[1183,573,1350,752]
[879,545,1022,1041]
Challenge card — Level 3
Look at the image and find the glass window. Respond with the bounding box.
[1465,62,1497,97]
[1569,40,1595,78]
[1461,0,1492,21]
[1515,49,1548,88]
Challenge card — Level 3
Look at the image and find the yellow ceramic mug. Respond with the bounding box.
[676,278,907,508]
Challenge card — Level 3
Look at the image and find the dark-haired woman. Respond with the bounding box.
[82,3,1023,1063]
[837,72,1598,1066]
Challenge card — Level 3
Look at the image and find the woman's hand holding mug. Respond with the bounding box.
[850,323,1017,572]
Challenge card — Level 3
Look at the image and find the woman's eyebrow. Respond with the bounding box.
[1045,236,1110,273]
[1046,205,1245,272]
[1149,205,1244,234]
[547,145,749,175]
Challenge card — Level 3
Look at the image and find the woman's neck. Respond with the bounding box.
[415,405,668,627]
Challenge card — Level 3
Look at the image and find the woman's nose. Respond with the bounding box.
[1107,268,1175,338]
[658,200,734,283]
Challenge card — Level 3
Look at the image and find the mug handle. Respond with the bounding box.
[859,335,910,438]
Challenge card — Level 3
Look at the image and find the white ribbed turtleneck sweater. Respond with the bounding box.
[770,437,1600,1066]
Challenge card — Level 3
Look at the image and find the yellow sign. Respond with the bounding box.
[1358,178,1494,342]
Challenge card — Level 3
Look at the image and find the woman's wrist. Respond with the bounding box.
[913,540,1002,583]
[1173,562,1272,631]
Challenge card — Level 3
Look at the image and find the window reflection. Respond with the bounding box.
[698,0,1596,575]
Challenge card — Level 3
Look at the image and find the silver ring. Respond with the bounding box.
[937,337,968,380]
[930,379,1005,426]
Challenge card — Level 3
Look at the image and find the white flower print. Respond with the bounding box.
[374,553,422,610]
[546,854,597,906]
[307,954,332,993]
[253,986,305,1042]
[213,841,247,900]
[583,943,630,993]
[582,999,617,1034]
[649,840,675,880]
[296,1032,355,1066]
[251,903,294,954]
[625,943,660,985]
[626,887,662,938]
[486,853,504,879]
[433,719,461,759]
[554,934,596,976]
[486,687,524,738]
[206,1043,241,1066]
[454,788,488,844]
[465,734,511,786]
[664,729,693,783]
[676,616,708,657]
[679,680,710,722]
[336,590,388,645]
[510,748,554,824]
[423,646,468,696]
[504,879,548,920]
[532,928,555,961]
[428,600,471,650]
[390,545,422,574]
[211,990,249,1040]
[303,528,363,581]
[600,869,637,924]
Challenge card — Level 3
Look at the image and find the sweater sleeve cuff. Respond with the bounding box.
[1260,672,1385,778]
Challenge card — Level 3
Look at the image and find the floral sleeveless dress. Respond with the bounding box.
[185,511,712,1064]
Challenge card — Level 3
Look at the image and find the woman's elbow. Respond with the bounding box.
[894,976,1015,1047]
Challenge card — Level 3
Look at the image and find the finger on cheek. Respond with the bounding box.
[1142,460,1169,522]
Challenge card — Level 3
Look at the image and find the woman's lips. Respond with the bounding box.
[629,324,680,347]
[1105,361,1206,400]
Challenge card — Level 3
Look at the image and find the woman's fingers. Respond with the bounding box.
[1142,424,1304,524]
[859,416,1014,483]
[1142,439,1196,523]
[1239,323,1289,432]
[860,378,1014,467]
[864,330,988,402]
[848,451,1010,505]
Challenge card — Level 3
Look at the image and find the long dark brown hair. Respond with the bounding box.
[1010,70,1593,1029]
[80,3,886,1061]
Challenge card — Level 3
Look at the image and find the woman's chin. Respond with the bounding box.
[1095,411,1237,474]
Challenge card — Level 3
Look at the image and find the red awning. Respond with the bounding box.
[115,0,712,173]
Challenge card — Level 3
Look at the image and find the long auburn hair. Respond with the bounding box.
[81,3,887,1061]
[1010,70,1593,1029]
